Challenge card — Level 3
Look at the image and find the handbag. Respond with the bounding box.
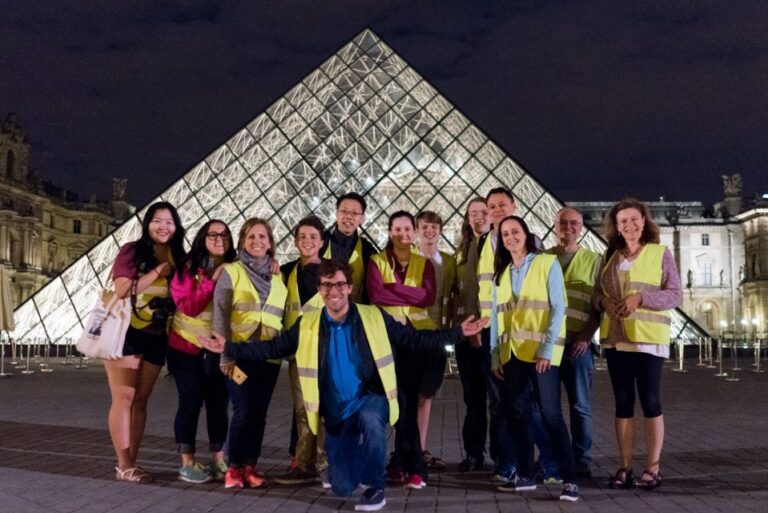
[76,285,132,360]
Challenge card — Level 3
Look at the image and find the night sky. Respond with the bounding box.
[2,1,766,208]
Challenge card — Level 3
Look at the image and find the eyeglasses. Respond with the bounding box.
[206,232,229,240]
[319,281,349,292]
[338,209,363,218]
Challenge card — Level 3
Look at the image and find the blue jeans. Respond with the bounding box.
[503,353,575,482]
[324,394,388,497]
[532,345,594,473]
[225,360,280,467]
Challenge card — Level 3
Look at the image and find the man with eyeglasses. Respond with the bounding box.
[201,259,488,512]
[321,192,378,303]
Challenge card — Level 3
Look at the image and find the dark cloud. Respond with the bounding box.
[0,0,765,207]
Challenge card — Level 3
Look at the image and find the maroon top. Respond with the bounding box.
[366,249,436,309]
[111,243,139,280]
[168,266,217,355]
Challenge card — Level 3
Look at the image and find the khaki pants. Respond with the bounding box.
[288,359,328,472]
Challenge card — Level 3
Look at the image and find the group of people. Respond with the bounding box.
[103,189,681,511]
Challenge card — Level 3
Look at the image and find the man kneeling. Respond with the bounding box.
[201,258,487,511]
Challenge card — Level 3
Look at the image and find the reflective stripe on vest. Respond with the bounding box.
[599,244,671,345]
[371,251,437,330]
[495,254,566,366]
[171,303,213,347]
[130,278,171,330]
[324,237,365,303]
[224,261,287,342]
[284,264,325,330]
[547,247,600,333]
[296,305,399,434]
[477,235,495,318]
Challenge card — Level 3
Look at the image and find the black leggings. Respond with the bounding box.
[605,349,664,419]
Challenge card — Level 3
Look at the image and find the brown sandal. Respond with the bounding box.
[609,467,633,489]
[115,466,153,484]
[635,469,662,490]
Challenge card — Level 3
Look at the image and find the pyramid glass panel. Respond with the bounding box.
[11,28,705,342]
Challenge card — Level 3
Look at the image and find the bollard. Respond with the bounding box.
[74,353,88,369]
[714,339,728,377]
[10,336,18,366]
[705,337,715,368]
[40,342,54,373]
[696,337,705,366]
[753,339,765,374]
[673,339,688,373]
[0,336,12,377]
[21,340,35,375]
[725,340,741,382]
[595,345,606,371]
[731,340,742,371]
[61,338,73,365]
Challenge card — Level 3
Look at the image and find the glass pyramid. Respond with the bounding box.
[9,29,704,342]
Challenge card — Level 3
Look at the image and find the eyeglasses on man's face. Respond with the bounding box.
[206,232,229,240]
[318,281,349,292]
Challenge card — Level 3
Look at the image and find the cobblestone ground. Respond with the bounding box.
[0,354,766,513]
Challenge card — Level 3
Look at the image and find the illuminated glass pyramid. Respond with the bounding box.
[10,29,703,341]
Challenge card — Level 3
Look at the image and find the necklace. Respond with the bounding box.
[622,244,643,259]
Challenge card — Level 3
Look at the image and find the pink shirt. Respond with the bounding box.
[366,249,436,310]
[168,266,216,355]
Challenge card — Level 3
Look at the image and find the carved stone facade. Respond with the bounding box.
[0,113,131,308]
[571,181,768,338]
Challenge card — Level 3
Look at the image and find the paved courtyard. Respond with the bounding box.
[0,352,766,513]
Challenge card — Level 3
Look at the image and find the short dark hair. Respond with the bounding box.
[316,258,353,286]
[415,210,443,228]
[293,215,326,239]
[485,187,516,204]
[336,192,367,213]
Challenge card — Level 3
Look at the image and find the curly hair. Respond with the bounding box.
[603,198,660,250]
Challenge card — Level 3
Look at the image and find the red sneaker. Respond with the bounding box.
[405,474,427,490]
[244,465,265,488]
[224,467,245,489]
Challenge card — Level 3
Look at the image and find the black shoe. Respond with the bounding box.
[575,463,592,478]
[458,455,484,472]
[356,487,386,511]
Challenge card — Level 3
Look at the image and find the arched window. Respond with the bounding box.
[5,150,14,179]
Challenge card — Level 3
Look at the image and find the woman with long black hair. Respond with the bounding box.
[168,220,236,483]
[489,215,578,502]
[107,202,186,483]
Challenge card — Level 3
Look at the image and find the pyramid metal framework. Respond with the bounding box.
[10,29,703,342]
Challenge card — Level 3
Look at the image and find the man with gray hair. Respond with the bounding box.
[532,207,601,480]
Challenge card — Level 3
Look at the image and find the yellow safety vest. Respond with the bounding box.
[130,271,171,331]
[370,250,437,329]
[477,234,496,319]
[495,254,566,366]
[295,304,399,434]
[546,247,601,334]
[599,244,671,345]
[170,272,213,347]
[324,237,365,303]
[283,263,325,330]
[224,261,287,346]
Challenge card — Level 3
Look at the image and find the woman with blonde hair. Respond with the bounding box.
[594,198,681,490]
[211,217,287,489]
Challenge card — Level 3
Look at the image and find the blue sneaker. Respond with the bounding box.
[559,482,579,502]
[355,487,386,511]
[178,461,211,484]
[491,463,516,484]
[497,474,537,493]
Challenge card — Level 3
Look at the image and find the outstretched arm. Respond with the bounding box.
[200,322,301,361]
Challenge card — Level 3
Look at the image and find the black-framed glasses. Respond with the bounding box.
[206,232,229,240]
[319,281,349,292]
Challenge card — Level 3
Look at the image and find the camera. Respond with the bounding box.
[148,296,176,325]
